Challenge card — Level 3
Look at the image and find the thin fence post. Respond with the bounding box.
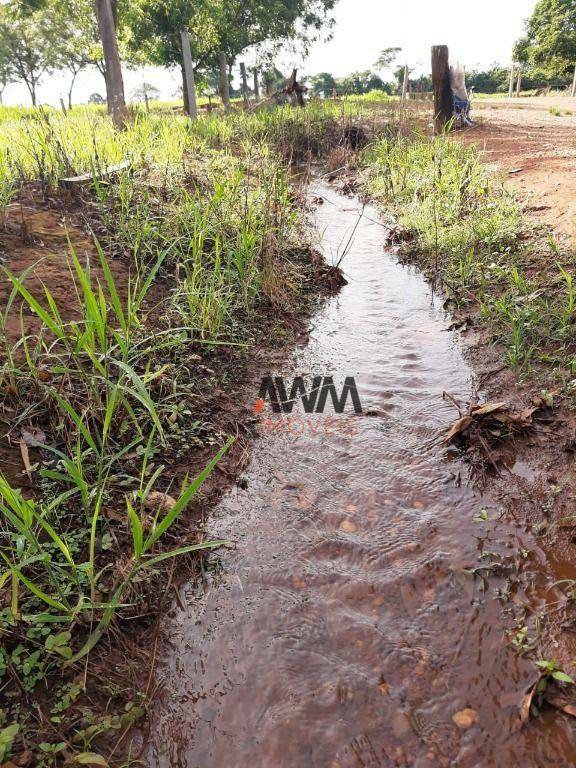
[253,68,260,101]
[431,45,452,132]
[401,63,409,101]
[508,63,514,99]
[180,29,198,119]
[516,70,522,97]
[240,62,249,108]
[571,65,576,98]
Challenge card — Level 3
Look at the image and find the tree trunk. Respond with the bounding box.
[219,51,231,111]
[240,61,249,108]
[431,45,451,132]
[25,79,37,107]
[68,70,79,109]
[95,0,126,128]
[253,68,259,100]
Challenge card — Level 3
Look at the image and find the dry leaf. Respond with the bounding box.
[471,401,506,416]
[546,695,576,718]
[520,681,538,724]
[18,438,32,480]
[443,415,473,443]
[291,574,307,590]
[520,406,538,422]
[21,426,46,446]
[144,491,177,513]
[452,708,479,729]
[339,519,357,533]
[37,367,52,383]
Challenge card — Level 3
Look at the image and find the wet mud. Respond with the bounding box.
[144,180,576,767]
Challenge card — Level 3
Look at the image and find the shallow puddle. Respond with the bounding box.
[145,181,576,766]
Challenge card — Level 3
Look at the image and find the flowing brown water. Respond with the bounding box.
[145,181,576,767]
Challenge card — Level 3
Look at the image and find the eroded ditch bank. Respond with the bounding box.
[144,179,576,767]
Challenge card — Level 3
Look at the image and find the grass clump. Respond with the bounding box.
[362,132,576,383]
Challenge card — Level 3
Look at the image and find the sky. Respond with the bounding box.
[2,0,539,107]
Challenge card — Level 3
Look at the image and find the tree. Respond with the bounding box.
[393,64,413,92]
[375,46,401,73]
[466,65,510,94]
[211,0,338,67]
[515,0,576,78]
[131,82,161,102]
[0,1,63,106]
[53,0,94,107]
[336,70,387,95]
[0,33,13,105]
[261,65,286,95]
[123,0,219,113]
[309,71,336,97]
[125,0,338,107]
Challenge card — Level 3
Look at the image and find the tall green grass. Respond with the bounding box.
[0,101,364,212]
[363,132,576,381]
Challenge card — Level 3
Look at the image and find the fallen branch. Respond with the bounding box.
[59,160,131,189]
[249,68,307,112]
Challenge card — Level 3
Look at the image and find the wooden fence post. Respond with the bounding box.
[401,63,409,101]
[431,45,452,132]
[508,64,514,99]
[516,71,522,97]
[219,51,231,111]
[240,62,249,108]
[253,68,260,100]
[180,29,198,119]
[571,65,576,98]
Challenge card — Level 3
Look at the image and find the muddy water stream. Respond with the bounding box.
[146,181,576,767]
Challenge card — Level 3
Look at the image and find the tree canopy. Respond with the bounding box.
[125,0,338,72]
[515,0,576,78]
[0,0,65,105]
[131,81,161,101]
[309,71,337,97]
[374,47,401,72]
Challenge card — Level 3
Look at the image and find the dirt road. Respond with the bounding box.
[461,96,576,244]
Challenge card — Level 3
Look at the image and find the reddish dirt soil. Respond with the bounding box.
[452,97,576,689]
[0,203,128,345]
[459,96,576,245]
